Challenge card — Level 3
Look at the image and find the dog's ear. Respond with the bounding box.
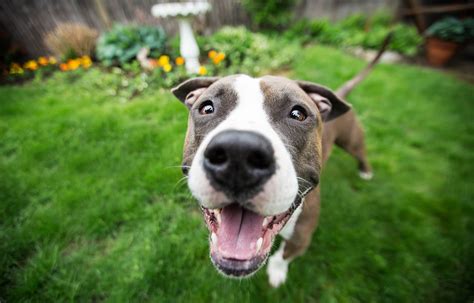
[296,80,352,121]
[171,77,219,108]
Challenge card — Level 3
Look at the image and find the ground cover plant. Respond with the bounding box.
[1,44,473,302]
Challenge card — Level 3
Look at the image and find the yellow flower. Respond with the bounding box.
[158,55,170,67]
[67,59,81,70]
[9,63,24,74]
[208,50,217,59]
[38,56,49,66]
[80,56,92,69]
[49,56,57,64]
[198,66,207,76]
[24,60,38,71]
[175,57,185,66]
[163,63,172,73]
[212,52,226,65]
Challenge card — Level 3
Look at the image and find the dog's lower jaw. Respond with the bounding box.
[211,253,268,278]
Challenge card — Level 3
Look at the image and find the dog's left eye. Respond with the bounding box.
[289,106,307,121]
[199,100,214,115]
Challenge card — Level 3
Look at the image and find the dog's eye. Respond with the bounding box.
[289,106,307,121]
[199,101,214,115]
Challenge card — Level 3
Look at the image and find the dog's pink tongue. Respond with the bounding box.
[216,204,264,260]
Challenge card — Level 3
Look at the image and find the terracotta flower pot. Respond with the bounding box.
[425,37,459,66]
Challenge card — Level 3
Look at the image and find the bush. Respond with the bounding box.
[45,23,99,60]
[201,26,296,75]
[283,12,423,56]
[283,19,330,43]
[242,0,297,30]
[389,24,422,56]
[96,24,166,66]
[426,17,474,43]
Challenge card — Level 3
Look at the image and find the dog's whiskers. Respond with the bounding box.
[297,177,312,185]
[174,176,189,189]
[165,165,191,169]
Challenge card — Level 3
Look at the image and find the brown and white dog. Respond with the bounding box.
[171,37,389,287]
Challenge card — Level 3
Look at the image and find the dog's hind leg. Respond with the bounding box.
[267,188,321,287]
[333,114,373,180]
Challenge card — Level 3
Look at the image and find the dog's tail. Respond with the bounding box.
[335,32,393,99]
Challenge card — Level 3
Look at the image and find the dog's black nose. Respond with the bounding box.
[203,130,275,198]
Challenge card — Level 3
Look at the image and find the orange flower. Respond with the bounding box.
[208,50,217,59]
[150,59,159,68]
[212,52,226,65]
[163,63,172,73]
[49,56,57,64]
[38,56,49,66]
[67,59,80,70]
[158,55,170,67]
[80,56,92,69]
[59,63,69,71]
[175,57,185,66]
[24,60,38,71]
[198,66,207,76]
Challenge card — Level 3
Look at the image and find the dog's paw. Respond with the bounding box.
[267,249,289,288]
[359,170,373,180]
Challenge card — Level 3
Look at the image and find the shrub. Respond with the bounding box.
[426,17,474,43]
[96,24,166,66]
[45,23,99,60]
[284,19,330,43]
[283,13,423,56]
[242,0,297,30]
[201,26,296,75]
[389,24,422,56]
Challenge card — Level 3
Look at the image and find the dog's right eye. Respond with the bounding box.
[289,106,307,121]
[199,101,214,115]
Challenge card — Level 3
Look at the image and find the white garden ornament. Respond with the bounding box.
[152,1,211,74]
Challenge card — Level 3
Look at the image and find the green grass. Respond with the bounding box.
[1,45,473,302]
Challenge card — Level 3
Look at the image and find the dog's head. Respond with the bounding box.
[172,75,350,277]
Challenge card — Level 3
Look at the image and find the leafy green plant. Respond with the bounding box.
[96,25,166,66]
[242,0,297,30]
[283,19,330,43]
[389,24,422,56]
[426,17,474,43]
[282,13,422,56]
[201,26,296,75]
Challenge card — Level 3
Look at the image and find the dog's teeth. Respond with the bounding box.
[256,237,263,253]
[262,218,269,227]
[216,211,221,224]
[211,233,218,246]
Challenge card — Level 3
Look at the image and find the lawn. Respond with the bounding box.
[1,45,473,302]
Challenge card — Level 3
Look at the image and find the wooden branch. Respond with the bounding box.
[401,3,474,16]
[406,0,427,32]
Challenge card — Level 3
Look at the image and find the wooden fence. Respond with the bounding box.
[0,0,397,57]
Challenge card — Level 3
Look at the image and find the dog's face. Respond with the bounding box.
[172,75,350,277]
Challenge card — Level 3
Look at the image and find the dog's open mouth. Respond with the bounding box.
[202,202,299,277]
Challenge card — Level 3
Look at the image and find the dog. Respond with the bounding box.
[171,36,390,287]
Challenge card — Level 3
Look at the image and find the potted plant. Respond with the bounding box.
[425,17,472,66]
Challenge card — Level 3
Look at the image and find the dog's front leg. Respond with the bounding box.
[267,188,321,287]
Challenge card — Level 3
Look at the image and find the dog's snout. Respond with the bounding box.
[203,130,275,197]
